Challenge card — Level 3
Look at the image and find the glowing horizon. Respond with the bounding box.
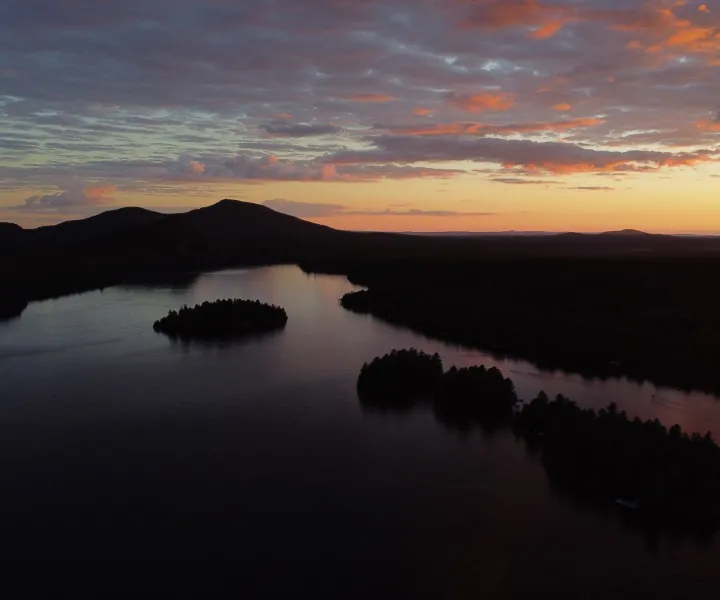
[1,0,718,232]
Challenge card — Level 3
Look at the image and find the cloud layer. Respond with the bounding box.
[0,0,718,217]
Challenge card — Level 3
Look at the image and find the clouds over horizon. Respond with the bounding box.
[263,198,496,218]
[19,185,117,212]
[0,0,719,224]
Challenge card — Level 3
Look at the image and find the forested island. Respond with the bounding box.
[357,349,444,404]
[358,349,720,534]
[153,298,288,341]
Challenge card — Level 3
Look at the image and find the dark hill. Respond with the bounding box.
[599,229,651,237]
[21,200,341,254]
[0,222,26,253]
[0,200,352,318]
[0,222,22,234]
[6,198,720,324]
[169,199,339,243]
[0,222,24,239]
[31,207,167,248]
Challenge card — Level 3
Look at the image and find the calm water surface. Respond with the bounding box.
[1,266,720,595]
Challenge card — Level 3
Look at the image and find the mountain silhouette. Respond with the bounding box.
[4,199,339,253]
[168,199,339,244]
[4,199,720,322]
[599,229,651,237]
[32,207,166,248]
[0,222,24,249]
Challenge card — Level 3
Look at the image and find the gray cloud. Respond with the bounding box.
[492,178,563,185]
[0,0,718,205]
[263,198,347,218]
[17,184,116,212]
[569,186,614,191]
[262,123,342,138]
[263,198,495,218]
[329,135,714,174]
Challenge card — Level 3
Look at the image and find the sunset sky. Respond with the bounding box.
[1,0,718,232]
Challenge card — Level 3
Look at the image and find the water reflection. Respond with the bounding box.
[160,328,286,351]
[1,266,720,593]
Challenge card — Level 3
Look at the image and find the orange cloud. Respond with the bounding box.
[514,154,708,175]
[459,0,578,39]
[532,18,567,39]
[553,103,572,111]
[346,94,396,103]
[388,117,604,136]
[186,161,206,175]
[602,2,720,60]
[446,92,516,113]
[458,1,719,61]
[84,185,118,200]
[413,107,432,116]
[695,119,720,132]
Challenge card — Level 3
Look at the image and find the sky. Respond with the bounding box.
[0,0,719,232]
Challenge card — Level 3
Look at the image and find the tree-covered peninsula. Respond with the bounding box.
[357,349,720,534]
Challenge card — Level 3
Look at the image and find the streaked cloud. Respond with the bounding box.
[262,122,342,138]
[263,198,496,218]
[384,117,604,136]
[345,94,396,103]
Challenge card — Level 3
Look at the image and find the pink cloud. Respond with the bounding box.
[445,92,516,113]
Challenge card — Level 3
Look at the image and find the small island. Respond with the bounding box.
[434,365,517,427]
[153,298,288,341]
[357,348,443,405]
[357,348,720,533]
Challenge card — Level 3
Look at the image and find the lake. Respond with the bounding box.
[1,265,720,595]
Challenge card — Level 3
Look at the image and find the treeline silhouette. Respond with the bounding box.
[358,348,518,423]
[357,349,443,405]
[357,349,720,534]
[340,257,720,395]
[153,298,288,340]
[517,394,720,532]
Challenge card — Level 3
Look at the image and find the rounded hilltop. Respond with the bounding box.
[153,298,288,341]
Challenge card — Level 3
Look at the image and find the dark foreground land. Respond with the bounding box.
[5,199,720,393]
[359,349,720,535]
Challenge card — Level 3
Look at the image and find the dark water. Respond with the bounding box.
[1,266,720,594]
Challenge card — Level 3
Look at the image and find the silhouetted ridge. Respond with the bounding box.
[600,229,651,237]
[0,222,23,234]
[0,222,26,251]
[174,199,337,241]
[33,206,165,247]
